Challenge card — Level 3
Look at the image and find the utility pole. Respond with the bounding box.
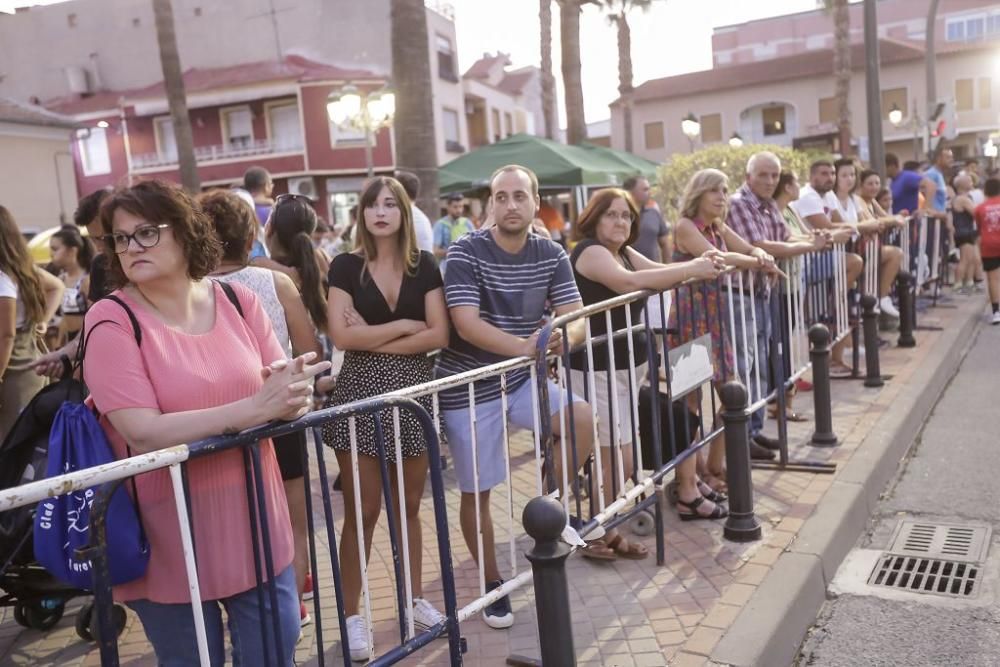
[863,0,885,178]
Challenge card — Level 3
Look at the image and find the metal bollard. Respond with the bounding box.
[523,496,576,667]
[808,324,839,447]
[720,382,762,543]
[896,271,916,348]
[860,295,884,388]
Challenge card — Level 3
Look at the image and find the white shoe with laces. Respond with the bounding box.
[879,296,900,319]
[991,311,1000,325]
[411,597,446,630]
[345,614,372,662]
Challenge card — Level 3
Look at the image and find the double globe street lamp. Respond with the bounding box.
[681,112,700,153]
[326,84,396,177]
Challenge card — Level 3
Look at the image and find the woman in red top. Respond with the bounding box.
[84,180,329,666]
[973,177,1000,324]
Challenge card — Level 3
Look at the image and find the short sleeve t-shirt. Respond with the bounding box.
[974,196,1000,258]
[411,205,434,254]
[328,250,442,325]
[890,170,923,214]
[0,270,23,329]
[924,166,948,212]
[632,207,670,263]
[793,185,837,222]
[435,229,581,409]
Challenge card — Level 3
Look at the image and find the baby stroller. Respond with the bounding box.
[0,366,127,640]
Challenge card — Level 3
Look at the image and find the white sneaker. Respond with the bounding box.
[345,614,371,662]
[991,311,1000,326]
[411,597,446,630]
[879,296,900,319]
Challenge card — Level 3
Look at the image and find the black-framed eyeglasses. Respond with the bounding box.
[104,224,171,254]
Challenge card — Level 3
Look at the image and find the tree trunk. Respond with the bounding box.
[614,10,634,152]
[832,0,852,155]
[391,0,438,216]
[925,0,940,161]
[539,0,557,140]
[151,0,199,192]
[559,0,588,145]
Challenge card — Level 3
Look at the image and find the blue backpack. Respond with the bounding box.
[33,283,244,590]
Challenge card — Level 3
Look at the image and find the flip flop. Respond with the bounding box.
[606,534,649,560]
[580,538,618,561]
[829,363,854,378]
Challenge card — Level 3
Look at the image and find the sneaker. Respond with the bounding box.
[879,296,900,319]
[300,601,312,627]
[974,281,986,293]
[411,597,445,631]
[345,614,371,662]
[482,580,514,629]
[302,572,314,601]
[992,311,1000,326]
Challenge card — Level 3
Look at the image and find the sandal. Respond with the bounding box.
[768,406,808,422]
[704,471,728,495]
[676,495,728,522]
[829,362,854,378]
[606,533,649,560]
[580,538,618,561]
[696,479,727,503]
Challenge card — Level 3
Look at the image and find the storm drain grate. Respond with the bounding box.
[886,521,991,562]
[868,554,981,598]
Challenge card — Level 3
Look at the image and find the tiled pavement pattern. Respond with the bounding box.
[0,304,968,666]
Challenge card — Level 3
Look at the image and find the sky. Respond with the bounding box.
[448,0,833,124]
[4,0,836,124]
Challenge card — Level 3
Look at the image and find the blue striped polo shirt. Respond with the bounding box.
[435,229,581,410]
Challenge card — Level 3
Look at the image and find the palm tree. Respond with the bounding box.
[925,0,940,160]
[600,1,660,153]
[390,0,438,215]
[152,0,199,192]
[539,0,557,140]
[557,0,590,145]
[822,0,853,155]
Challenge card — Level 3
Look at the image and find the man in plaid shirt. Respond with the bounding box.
[726,152,827,458]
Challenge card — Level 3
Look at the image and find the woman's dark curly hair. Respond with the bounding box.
[99,179,222,288]
[196,190,257,264]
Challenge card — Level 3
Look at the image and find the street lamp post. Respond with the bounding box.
[326,83,396,178]
[681,112,701,153]
[728,132,743,149]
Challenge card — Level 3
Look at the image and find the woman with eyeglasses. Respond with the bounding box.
[322,176,449,661]
[0,207,64,442]
[48,226,96,344]
[82,180,329,666]
[199,188,323,633]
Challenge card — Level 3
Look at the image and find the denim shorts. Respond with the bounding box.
[127,564,299,667]
[442,378,583,493]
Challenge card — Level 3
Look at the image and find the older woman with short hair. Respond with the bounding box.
[84,180,329,666]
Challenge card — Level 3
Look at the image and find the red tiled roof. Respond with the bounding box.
[619,39,929,106]
[463,53,510,80]
[0,96,78,127]
[498,68,533,96]
[42,55,382,116]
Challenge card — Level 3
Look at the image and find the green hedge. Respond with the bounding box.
[654,143,831,223]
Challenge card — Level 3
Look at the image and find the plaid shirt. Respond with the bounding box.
[726,183,789,293]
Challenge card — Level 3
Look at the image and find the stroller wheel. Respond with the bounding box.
[75,603,94,641]
[79,602,127,642]
[13,603,28,628]
[629,509,655,537]
[23,601,64,631]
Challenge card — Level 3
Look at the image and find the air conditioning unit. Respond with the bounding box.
[288,176,317,200]
[64,65,92,95]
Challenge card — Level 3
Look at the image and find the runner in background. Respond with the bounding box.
[973,177,1000,325]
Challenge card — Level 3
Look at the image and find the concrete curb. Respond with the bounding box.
[711,304,983,667]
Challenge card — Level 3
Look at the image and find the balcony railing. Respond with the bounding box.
[132,137,304,170]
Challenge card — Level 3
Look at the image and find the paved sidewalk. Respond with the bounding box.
[0,297,984,667]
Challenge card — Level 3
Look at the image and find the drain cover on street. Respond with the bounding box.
[868,554,981,597]
[866,521,991,599]
[886,521,991,561]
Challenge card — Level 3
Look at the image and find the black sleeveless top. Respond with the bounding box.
[953,208,976,237]
[568,238,649,372]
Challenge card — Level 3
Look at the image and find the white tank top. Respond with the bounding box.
[215,267,292,358]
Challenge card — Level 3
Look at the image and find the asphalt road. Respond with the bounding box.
[797,317,1000,667]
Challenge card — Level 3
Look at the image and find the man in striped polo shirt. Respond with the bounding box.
[435,164,594,630]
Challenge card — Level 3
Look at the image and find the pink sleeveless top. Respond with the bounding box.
[83,282,293,603]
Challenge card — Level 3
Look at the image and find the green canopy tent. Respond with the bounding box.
[437,133,638,194]
[576,142,660,180]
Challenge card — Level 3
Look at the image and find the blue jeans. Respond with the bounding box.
[731,291,773,437]
[128,565,299,667]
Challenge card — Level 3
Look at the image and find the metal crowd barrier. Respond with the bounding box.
[0,257,859,666]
